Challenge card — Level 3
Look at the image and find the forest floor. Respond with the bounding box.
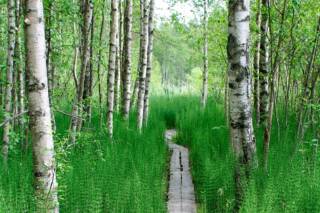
[166,129,196,213]
[1,96,319,212]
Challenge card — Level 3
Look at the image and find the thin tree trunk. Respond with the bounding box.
[2,0,16,161]
[97,0,106,127]
[253,0,261,124]
[297,17,320,138]
[106,0,119,138]
[259,0,270,126]
[130,77,139,109]
[227,0,257,211]
[309,67,320,134]
[83,6,94,122]
[77,0,93,130]
[70,0,93,143]
[121,0,133,120]
[13,0,23,130]
[24,0,59,210]
[136,0,149,131]
[263,0,288,171]
[284,11,297,127]
[114,0,122,113]
[143,0,155,123]
[17,0,24,122]
[201,0,208,107]
[45,0,56,132]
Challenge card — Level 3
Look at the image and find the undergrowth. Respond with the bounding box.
[169,96,320,213]
[0,96,319,212]
[0,101,168,212]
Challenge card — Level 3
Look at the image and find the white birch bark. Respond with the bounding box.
[253,0,261,124]
[136,0,149,130]
[2,0,16,160]
[201,0,208,107]
[97,1,106,127]
[107,0,119,137]
[114,0,122,112]
[227,0,257,210]
[24,0,59,210]
[121,0,133,120]
[259,0,270,125]
[143,0,154,123]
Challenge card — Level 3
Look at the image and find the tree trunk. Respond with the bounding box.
[45,0,56,132]
[97,0,106,127]
[83,6,94,122]
[107,0,119,138]
[259,0,270,126]
[77,0,93,130]
[201,0,208,107]
[114,0,122,113]
[136,0,149,131]
[121,0,133,120]
[253,0,261,124]
[3,0,16,161]
[13,0,23,130]
[130,77,139,109]
[227,0,257,211]
[70,0,93,143]
[143,0,155,124]
[297,17,320,138]
[263,0,288,171]
[24,0,59,210]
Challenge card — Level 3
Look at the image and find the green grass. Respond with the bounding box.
[0,96,319,212]
[166,96,320,213]
[0,101,169,212]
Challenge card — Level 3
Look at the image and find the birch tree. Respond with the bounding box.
[259,0,270,125]
[253,0,261,124]
[114,0,122,112]
[24,0,59,210]
[263,0,287,171]
[97,0,107,127]
[227,0,257,210]
[143,0,155,123]
[136,0,149,130]
[121,0,133,120]
[45,0,56,131]
[83,6,94,121]
[15,0,25,130]
[201,0,208,107]
[107,0,119,137]
[70,0,93,143]
[2,0,16,160]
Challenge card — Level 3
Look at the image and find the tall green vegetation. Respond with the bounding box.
[0,0,320,212]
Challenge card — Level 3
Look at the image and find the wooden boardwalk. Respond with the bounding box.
[166,129,197,213]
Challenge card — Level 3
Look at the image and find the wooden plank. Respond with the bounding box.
[166,129,197,213]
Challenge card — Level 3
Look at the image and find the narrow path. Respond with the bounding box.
[165,129,197,213]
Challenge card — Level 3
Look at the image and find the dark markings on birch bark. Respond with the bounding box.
[136,0,149,131]
[253,0,261,124]
[201,0,208,108]
[143,0,155,124]
[107,0,119,138]
[24,0,59,210]
[259,0,270,126]
[227,0,257,211]
[121,0,133,120]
